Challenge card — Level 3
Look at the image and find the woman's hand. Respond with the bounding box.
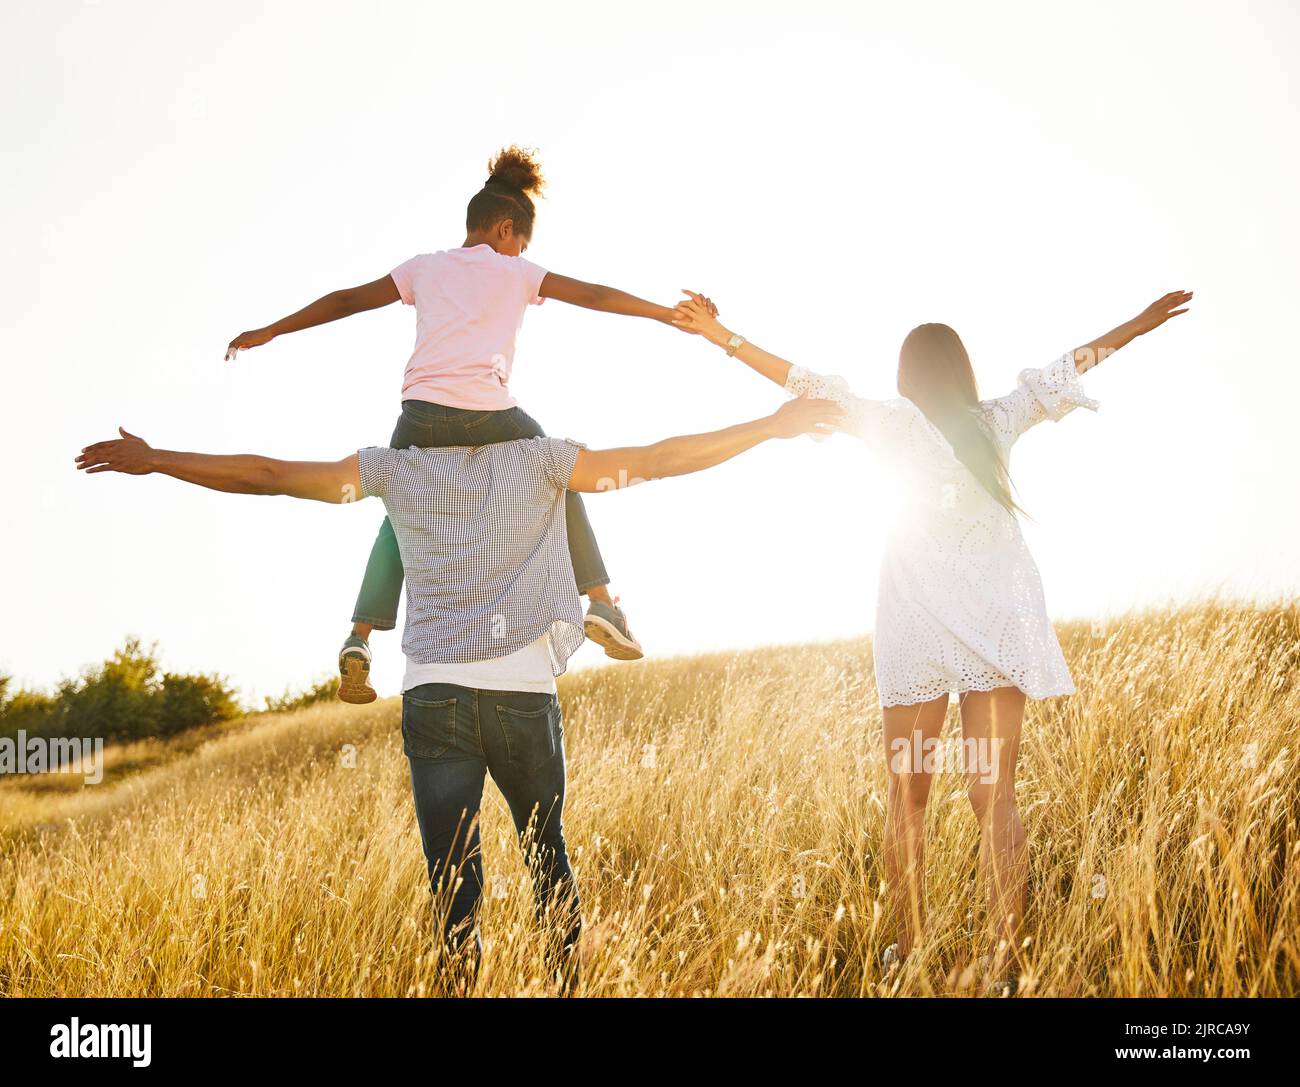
[672,290,728,344]
[225,327,276,361]
[1129,290,1193,337]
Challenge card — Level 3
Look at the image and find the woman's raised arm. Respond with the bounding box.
[672,291,797,386]
[673,291,892,443]
[1070,290,1193,374]
[982,289,1193,447]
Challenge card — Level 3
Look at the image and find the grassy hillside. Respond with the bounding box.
[1,603,1297,997]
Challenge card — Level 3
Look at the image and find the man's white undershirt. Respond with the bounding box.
[402,633,558,695]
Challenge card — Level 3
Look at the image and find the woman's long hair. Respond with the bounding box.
[897,323,1021,515]
[465,145,545,237]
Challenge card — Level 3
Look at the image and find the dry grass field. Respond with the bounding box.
[1,603,1297,997]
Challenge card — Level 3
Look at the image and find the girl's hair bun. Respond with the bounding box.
[485,145,545,196]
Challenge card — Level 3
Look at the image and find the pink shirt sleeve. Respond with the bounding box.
[519,257,548,306]
[389,255,426,306]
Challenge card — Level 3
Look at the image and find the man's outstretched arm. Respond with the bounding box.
[76,428,361,504]
[568,398,843,493]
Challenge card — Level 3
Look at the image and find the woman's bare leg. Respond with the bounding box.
[958,687,1027,979]
[881,694,950,958]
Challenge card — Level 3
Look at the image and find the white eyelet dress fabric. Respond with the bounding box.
[786,353,1098,707]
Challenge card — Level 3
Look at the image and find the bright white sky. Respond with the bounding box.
[3,0,1298,702]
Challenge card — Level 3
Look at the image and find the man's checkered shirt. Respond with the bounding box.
[358,436,586,674]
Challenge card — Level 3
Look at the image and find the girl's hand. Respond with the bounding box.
[225,327,276,361]
[1130,291,1193,337]
[672,290,727,344]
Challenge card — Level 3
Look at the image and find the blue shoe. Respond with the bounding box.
[583,598,643,661]
[338,634,376,704]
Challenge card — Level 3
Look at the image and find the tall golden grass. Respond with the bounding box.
[1,603,1296,997]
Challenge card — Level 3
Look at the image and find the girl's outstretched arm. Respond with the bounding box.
[671,291,794,386]
[1070,290,1193,374]
[225,275,401,359]
[538,273,715,326]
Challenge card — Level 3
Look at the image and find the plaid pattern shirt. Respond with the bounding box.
[358,437,586,674]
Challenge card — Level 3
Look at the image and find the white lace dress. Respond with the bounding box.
[786,353,1098,707]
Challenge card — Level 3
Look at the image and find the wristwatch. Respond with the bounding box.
[724,333,746,357]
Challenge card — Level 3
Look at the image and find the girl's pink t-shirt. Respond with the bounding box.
[390,245,548,411]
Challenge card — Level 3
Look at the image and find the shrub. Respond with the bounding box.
[262,676,340,715]
[0,639,242,743]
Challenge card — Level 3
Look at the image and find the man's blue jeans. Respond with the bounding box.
[402,682,581,991]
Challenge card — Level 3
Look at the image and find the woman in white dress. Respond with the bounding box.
[673,290,1192,991]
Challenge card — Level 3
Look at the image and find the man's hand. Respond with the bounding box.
[769,398,845,439]
[76,428,156,475]
[672,290,728,343]
[1129,290,1193,336]
[76,432,362,501]
[225,328,276,361]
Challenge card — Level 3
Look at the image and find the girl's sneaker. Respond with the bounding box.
[977,953,1019,998]
[583,599,643,661]
[881,943,905,971]
[338,634,377,704]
